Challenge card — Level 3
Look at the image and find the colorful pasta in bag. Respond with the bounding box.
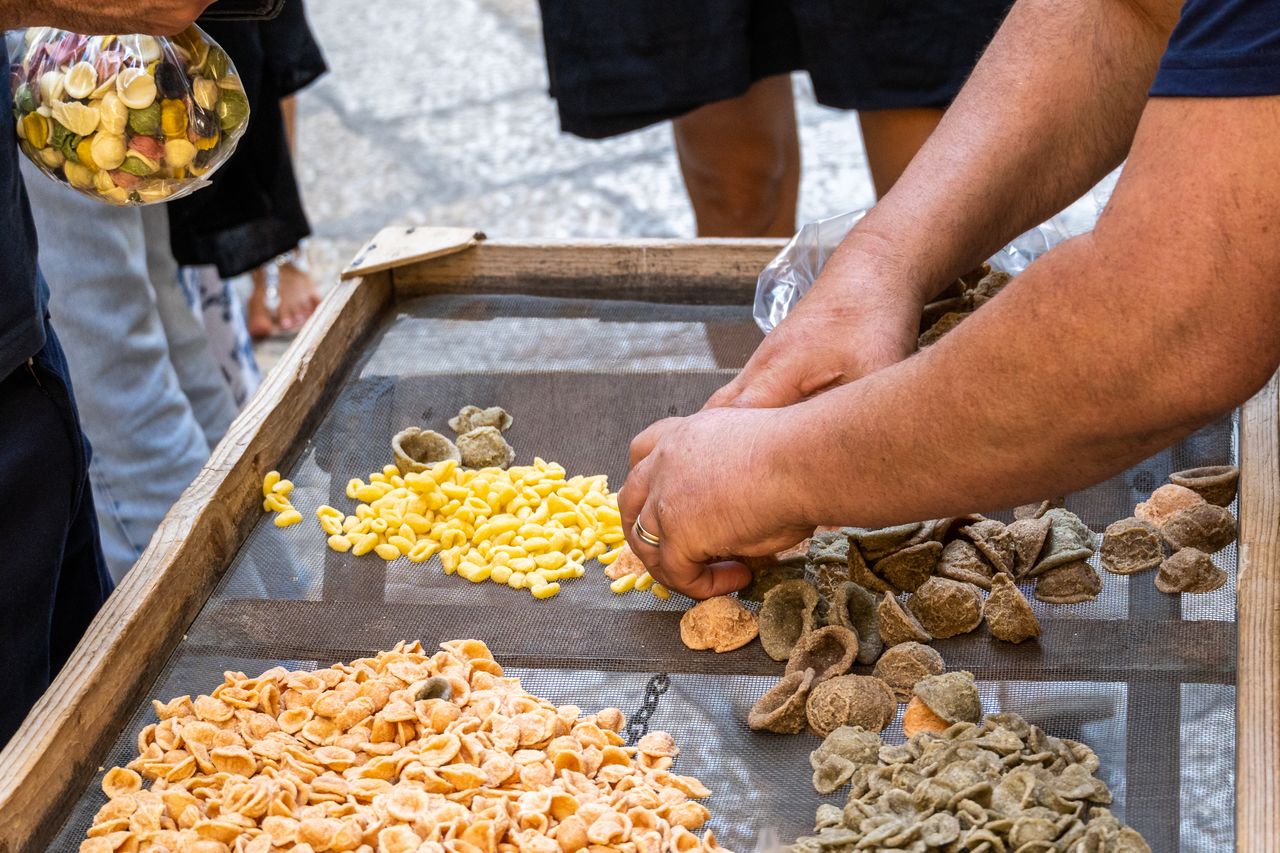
[10,26,248,205]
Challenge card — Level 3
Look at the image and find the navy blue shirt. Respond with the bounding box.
[1152,0,1280,96]
[1,41,45,379]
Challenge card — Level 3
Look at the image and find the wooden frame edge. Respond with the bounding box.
[390,237,785,302]
[340,225,484,281]
[1237,369,1280,852]
[0,272,393,853]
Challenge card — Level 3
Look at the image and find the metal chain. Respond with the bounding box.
[625,673,671,745]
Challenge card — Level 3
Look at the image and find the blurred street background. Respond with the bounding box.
[256,0,882,367]
[264,0,1104,371]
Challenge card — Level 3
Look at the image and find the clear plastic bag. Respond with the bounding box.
[753,209,1071,333]
[9,26,250,205]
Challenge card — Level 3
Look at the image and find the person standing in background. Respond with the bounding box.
[20,139,242,582]
[0,0,211,749]
[168,0,327,341]
[536,0,1011,236]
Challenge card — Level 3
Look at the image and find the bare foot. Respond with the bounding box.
[247,270,274,341]
[276,260,322,333]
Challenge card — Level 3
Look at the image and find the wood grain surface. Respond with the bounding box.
[0,273,392,852]
[1237,370,1280,852]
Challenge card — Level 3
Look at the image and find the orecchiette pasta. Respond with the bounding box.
[84,641,726,853]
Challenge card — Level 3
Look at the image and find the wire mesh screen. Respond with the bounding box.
[50,292,1237,852]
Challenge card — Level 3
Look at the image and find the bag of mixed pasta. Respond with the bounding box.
[9,26,249,205]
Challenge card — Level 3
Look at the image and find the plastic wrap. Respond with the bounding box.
[9,26,249,205]
[753,209,1070,333]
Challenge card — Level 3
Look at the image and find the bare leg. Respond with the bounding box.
[247,266,274,340]
[281,94,297,154]
[252,94,322,334]
[857,107,945,198]
[673,75,801,237]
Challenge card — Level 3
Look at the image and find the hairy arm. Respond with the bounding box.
[836,0,1183,300]
[710,0,1184,409]
[784,95,1280,527]
[0,0,211,35]
[626,95,1280,600]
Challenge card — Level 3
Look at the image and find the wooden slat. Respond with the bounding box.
[0,273,392,853]
[1237,370,1280,853]
[1124,577,1182,850]
[341,225,483,280]
[190,599,1235,684]
[391,239,784,303]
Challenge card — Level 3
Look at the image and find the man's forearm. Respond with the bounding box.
[832,0,1181,302]
[1,0,210,36]
[779,94,1280,527]
[785,234,1272,528]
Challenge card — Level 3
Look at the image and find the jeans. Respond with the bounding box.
[0,316,112,747]
[21,161,240,581]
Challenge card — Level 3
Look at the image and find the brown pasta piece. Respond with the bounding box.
[936,540,995,591]
[748,668,816,734]
[1001,517,1051,578]
[878,592,932,647]
[1012,498,1063,521]
[846,545,893,595]
[391,427,460,473]
[1160,503,1237,554]
[678,596,759,653]
[902,696,951,738]
[984,573,1041,644]
[919,311,971,347]
[785,625,859,684]
[907,577,984,639]
[1155,547,1229,594]
[961,519,1015,576]
[874,541,943,592]
[849,523,922,561]
[456,426,516,469]
[826,582,883,665]
[872,642,945,702]
[740,551,808,602]
[912,671,982,725]
[1168,465,1239,507]
[1034,560,1103,605]
[1027,509,1096,576]
[1134,483,1204,528]
[759,580,821,661]
[806,675,897,737]
[448,404,513,433]
[1099,517,1164,575]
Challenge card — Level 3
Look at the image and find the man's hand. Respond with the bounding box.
[617,407,815,599]
[4,0,212,35]
[705,242,923,409]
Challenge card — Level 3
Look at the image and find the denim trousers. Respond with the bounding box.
[21,162,241,581]
[0,316,113,746]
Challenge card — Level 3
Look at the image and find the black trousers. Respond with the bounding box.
[0,313,112,747]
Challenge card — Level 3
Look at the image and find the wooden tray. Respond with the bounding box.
[0,229,1275,852]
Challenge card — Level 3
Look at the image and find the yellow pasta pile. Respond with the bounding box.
[82,640,728,853]
[261,458,671,600]
[290,458,668,601]
[261,471,303,528]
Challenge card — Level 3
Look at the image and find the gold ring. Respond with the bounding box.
[633,519,661,548]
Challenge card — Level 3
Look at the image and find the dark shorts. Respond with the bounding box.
[538,0,1012,138]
